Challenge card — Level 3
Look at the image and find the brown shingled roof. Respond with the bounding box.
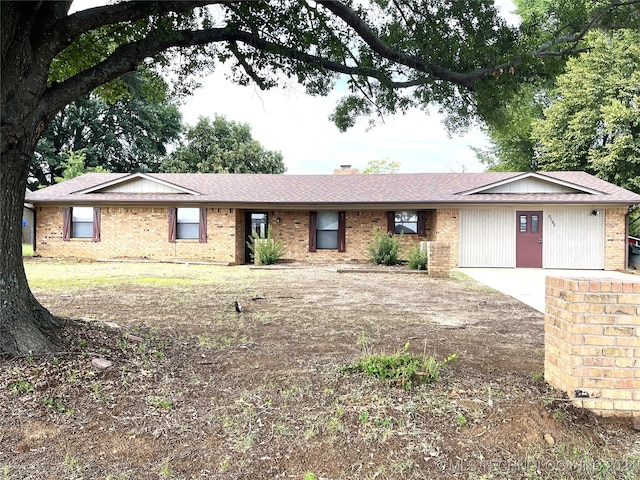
[25,171,640,207]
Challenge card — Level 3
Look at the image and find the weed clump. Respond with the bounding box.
[343,342,457,390]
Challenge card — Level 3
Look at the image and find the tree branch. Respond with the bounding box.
[229,40,268,90]
[534,0,640,55]
[316,0,478,88]
[40,25,422,120]
[37,1,249,62]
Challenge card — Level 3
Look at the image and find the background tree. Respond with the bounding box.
[31,71,182,189]
[161,115,285,174]
[53,149,108,184]
[362,158,401,174]
[3,1,639,355]
[475,0,640,172]
[532,30,640,193]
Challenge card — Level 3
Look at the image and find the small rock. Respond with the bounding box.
[543,433,555,446]
[103,321,121,329]
[92,358,113,370]
[127,334,144,343]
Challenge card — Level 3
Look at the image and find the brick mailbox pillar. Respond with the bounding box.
[426,241,451,279]
[544,276,640,417]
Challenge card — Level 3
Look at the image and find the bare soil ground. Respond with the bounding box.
[2,259,639,479]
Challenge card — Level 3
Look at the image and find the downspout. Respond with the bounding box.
[24,204,36,253]
[628,204,640,268]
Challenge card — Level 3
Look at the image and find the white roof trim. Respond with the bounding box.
[457,172,605,196]
[72,173,201,195]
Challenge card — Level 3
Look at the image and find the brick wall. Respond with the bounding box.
[268,210,433,264]
[35,206,445,264]
[545,276,640,417]
[434,208,459,267]
[35,206,237,263]
[426,241,451,278]
[604,208,628,271]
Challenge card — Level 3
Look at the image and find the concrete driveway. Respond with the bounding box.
[455,268,638,313]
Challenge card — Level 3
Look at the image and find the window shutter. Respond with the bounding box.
[308,211,317,252]
[199,207,207,243]
[168,208,177,243]
[387,211,395,234]
[417,210,426,237]
[338,211,346,252]
[62,207,71,241]
[92,207,101,242]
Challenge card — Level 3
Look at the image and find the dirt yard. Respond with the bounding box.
[1,259,638,479]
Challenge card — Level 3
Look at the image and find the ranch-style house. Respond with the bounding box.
[24,167,640,270]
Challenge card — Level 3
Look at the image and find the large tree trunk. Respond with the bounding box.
[1,2,61,356]
[0,149,60,356]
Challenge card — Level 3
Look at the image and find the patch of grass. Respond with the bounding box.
[158,456,172,478]
[455,412,468,427]
[449,271,498,293]
[147,396,173,410]
[24,261,253,290]
[40,396,67,412]
[22,244,33,257]
[343,342,457,390]
[8,379,35,395]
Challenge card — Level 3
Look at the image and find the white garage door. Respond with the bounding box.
[543,208,604,269]
[459,209,515,267]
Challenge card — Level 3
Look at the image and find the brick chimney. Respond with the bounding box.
[333,164,360,175]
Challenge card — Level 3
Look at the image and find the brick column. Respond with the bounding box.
[426,241,451,279]
[604,208,627,271]
[544,276,640,417]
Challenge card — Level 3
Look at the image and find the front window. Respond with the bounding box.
[317,211,339,249]
[177,208,199,239]
[395,211,418,234]
[72,207,93,238]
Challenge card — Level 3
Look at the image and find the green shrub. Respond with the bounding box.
[247,226,286,265]
[366,228,402,266]
[343,342,457,390]
[406,243,428,270]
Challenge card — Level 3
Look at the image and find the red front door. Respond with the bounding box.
[516,211,543,268]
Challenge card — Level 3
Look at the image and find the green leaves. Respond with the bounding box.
[366,228,402,266]
[343,342,458,390]
[161,115,286,174]
[32,71,182,188]
[246,226,287,265]
[533,31,640,193]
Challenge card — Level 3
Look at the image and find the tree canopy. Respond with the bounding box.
[533,30,640,193]
[53,149,108,184]
[3,0,640,355]
[31,71,182,189]
[362,158,401,174]
[161,115,285,174]
[477,29,640,193]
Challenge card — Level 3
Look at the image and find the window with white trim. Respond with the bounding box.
[177,208,200,239]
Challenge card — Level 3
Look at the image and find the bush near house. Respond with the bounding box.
[366,228,402,266]
[406,243,428,270]
[247,226,286,265]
